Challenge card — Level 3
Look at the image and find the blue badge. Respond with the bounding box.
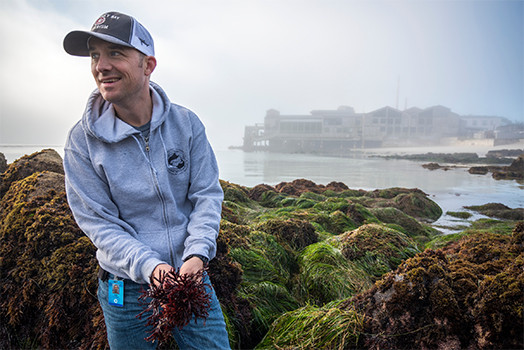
[108,279,124,307]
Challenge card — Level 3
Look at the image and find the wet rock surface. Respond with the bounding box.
[1,149,522,349]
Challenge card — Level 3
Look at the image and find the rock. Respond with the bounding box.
[274,179,350,197]
[257,218,318,251]
[465,203,524,220]
[422,162,442,170]
[0,170,103,349]
[0,152,7,174]
[340,223,420,278]
[469,166,489,175]
[492,155,524,180]
[248,183,276,201]
[0,149,64,199]
[346,223,524,349]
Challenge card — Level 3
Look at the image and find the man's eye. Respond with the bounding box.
[110,51,122,56]
[90,53,99,60]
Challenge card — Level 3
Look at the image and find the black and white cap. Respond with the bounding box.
[63,12,154,57]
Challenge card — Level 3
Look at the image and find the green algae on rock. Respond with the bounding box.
[256,301,363,350]
[340,223,421,278]
[4,149,522,349]
[295,241,372,306]
[465,202,524,221]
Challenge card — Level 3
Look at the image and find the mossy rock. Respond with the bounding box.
[295,242,372,306]
[465,203,524,221]
[340,224,420,278]
[313,197,350,213]
[238,281,299,343]
[0,171,103,349]
[209,223,254,350]
[0,149,64,199]
[345,222,524,349]
[257,301,363,349]
[345,202,376,226]
[248,184,276,201]
[365,187,421,199]
[370,207,433,238]
[220,180,253,206]
[258,191,288,208]
[446,211,473,219]
[257,218,318,251]
[392,191,442,222]
[299,191,327,202]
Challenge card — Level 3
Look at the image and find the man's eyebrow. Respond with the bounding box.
[88,44,129,52]
[108,44,130,50]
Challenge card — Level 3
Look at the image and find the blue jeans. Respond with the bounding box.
[98,274,231,349]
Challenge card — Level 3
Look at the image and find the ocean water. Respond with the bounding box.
[2,145,523,232]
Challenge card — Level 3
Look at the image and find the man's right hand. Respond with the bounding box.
[151,263,174,287]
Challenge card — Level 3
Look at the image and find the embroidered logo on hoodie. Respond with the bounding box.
[167,149,188,174]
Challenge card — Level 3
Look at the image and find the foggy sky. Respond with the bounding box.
[0,0,522,150]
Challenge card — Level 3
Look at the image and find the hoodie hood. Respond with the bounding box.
[82,81,170,143]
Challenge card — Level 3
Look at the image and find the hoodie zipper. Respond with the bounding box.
[140,134,177,267]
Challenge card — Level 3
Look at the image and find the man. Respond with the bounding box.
[62,12,230,349]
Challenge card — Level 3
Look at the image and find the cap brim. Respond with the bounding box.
[63,30,134,56]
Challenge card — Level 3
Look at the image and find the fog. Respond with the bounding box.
[0,0,522,150]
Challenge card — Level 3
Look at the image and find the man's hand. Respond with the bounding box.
[151,263,174,287]
[179,256,204,281]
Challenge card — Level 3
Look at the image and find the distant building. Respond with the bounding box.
[459,115,512,138]
[242,105,519,153]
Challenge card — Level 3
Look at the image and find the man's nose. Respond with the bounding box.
[95,55,111,72]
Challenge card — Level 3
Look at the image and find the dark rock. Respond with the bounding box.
[492,155,524,180]
[465,203,524,220]
[0,152,7,174]
[422,162,442,170]
[469,166,489,175]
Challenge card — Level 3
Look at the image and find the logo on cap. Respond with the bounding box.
[94,16,106,25]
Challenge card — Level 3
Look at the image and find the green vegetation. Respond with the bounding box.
[1,152,522,349]
[446,210,473,219]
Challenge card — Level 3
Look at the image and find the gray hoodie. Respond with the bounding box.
[64,82,223,284]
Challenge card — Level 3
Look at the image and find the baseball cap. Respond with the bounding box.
[63,12,154,57]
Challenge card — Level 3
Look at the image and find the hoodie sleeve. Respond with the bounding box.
[63,124,165,284]
[182,113,224,262]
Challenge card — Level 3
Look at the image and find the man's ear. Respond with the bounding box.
[144,56,157,76]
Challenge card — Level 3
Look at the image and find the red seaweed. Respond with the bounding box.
[138,269,212,343]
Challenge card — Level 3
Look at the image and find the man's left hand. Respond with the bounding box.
[179,256,204,280]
